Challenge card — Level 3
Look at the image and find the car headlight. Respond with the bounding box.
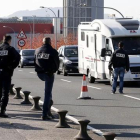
[64,60,72,64]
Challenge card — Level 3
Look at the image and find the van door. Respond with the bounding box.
[104,39,112,79]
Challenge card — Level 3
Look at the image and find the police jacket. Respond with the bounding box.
[0,42,21,76]
[35,43,59,74]
[108,48,130,71]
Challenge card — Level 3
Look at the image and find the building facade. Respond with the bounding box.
[63,0,104,37]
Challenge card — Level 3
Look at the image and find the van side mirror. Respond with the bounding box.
[101,48,106,57]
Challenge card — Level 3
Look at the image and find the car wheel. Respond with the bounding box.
[110,71,114,86]
[63,66,67,76]
[88,71,95,83]
[20,62,23,68]
[57,70,61,75]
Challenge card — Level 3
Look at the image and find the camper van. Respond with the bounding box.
[78,19,140,85]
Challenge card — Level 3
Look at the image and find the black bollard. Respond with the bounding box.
[74,119,92,140]
[55,110,70,128]
[31,96,42,111]
[21,91,32,104]
[13,87,23,99]
[103,132,117,140]
[48,100,54,118]
[9,84,15,95]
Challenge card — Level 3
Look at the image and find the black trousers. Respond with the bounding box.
[0,71,11,113]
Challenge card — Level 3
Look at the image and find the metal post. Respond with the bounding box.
[40,6,58,49]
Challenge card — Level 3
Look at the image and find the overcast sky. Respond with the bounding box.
[0,0,140,18]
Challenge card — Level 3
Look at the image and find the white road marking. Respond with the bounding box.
[61,79,71,83]
[17,89,117,140]
[124,95,140,101]
[87,85,101,90]
[29,72,36,74]
[18,70,23,71]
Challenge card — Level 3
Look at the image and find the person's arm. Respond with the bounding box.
[108,53,114,71]
[9,47,21,69]
[53,50,60,70]
[126,54,130,72]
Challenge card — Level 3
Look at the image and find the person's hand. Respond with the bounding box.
[125,70,128,73]
[109,68,113,71]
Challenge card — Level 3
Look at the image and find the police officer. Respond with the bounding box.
[108,41,130,94]
[0,35,20,117]
[35,37,59,120]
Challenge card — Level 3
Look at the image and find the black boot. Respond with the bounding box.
[0,110,8,118]
[47,100,55,119]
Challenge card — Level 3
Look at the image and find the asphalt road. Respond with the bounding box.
[12,67,140,140]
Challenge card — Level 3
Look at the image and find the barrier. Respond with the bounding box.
[31,96,42,111]
[9,84,15,95]
[78,75,91,99]
[21,91,32,104]
[74,119,92,140]
[13,87,23,99]
[55,110,70,128]
[103,132,117,140]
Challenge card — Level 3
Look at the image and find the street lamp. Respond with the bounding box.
[81,3,124,18]
[32,15,36,48]
[3,26,16,47]
[40,6,57,49]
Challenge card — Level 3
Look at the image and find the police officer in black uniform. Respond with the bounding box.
[35,37,59,120]
[0,35,20,117]
[108,41,130,94]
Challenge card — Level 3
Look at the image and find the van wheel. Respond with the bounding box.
[88,71,95,83]
[110,71,114,86]
[57,70,61,75]
[63,66,67,76]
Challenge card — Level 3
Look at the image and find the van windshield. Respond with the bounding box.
[22,50,35,56]
[64,47,78,57]
[112,37,140,55]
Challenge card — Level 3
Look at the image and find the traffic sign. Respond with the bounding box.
[17,29,27,39]
[18,39,26,47]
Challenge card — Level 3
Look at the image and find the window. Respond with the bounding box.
[81,32,85,41]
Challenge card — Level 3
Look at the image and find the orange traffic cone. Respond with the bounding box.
[78,75,91,99]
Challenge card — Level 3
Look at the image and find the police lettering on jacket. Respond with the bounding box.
[37,53,50,59]
[116,53,125,58]
[0,50,8,56]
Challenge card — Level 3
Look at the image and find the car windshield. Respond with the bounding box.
[64,47,78,57]
[22,50,35,56]
[112,37,140,55]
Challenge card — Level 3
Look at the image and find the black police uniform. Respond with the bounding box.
[0,42,20,116]
[35,44,59,74]
[108,48,130,71]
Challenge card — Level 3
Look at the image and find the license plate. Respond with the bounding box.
[29,61,34,63]
[135,74,140,78]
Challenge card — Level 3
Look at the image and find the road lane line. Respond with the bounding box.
[18,70,23,71]
[19,90,113,139]
[29,72,36,74]
[124,95,140,101]
[87,85,101,90]
[61,79,71,83]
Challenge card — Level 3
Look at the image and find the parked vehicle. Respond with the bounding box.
[19,49,35,68]
[57,45,79,76]
[78,19,140,85]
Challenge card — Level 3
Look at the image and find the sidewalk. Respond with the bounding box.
[0,94,104,140]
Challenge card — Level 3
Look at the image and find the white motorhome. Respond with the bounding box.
[78,19,140,84]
